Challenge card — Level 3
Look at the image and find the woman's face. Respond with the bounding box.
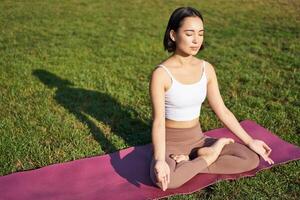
[170,16,204,55]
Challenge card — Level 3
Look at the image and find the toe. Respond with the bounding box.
[170,154,179,161]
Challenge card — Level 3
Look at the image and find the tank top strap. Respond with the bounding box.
[157,64,174,80]
[202,60,208,80]
[203,60,206,73]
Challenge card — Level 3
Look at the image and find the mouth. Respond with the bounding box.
[191,47,199,51]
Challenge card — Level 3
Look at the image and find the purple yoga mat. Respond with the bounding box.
[1,120,300,200]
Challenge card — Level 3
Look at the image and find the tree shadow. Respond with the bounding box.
[32,69,154,187]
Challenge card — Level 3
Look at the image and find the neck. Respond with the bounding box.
[171,50,194,67]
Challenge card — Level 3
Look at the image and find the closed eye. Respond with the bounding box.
[186,34,204,36]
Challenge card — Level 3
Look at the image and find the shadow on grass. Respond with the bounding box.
[32,69,155,188]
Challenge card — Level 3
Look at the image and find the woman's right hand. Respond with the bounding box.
[154,160,170,191]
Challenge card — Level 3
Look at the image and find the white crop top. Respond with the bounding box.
[158,61,207,121]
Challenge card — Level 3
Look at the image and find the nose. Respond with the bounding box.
[192,35,201,44]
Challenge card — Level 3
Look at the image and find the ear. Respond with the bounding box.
[170,30,176,42]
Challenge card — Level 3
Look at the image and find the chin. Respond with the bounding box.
[188,48,199,55]
[179,48,197,56]
[190,51,198,55]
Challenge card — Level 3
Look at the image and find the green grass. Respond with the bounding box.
[0,0,299,199]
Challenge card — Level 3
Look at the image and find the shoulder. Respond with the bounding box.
[151,57,175,79]
[203,60,215,72]
[150,65,170,87]
[151,65,168,80]
[194,57,216,72]
[203,60,218,83]
[193,57,213,71]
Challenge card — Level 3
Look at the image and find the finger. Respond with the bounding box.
[267,158,272,165]
[170,155,178,161]
[262,155,274,165]
[261,144,271,156]
[154,169,159,176]
[263,143,272,151]
[265,143,271,150]
[264,146,271,154]
[266,149,272,156]
[161,182,166,191]
[157,172,164,183]
[163,175,167,183]
[267,157,274,165]
[268,157,274,165]
[266,157,271,165]
[163,171,169,187]
[165,166,170,183]
[266,149,272,157]
[261,154,269,163]
[162,176,167,191]
[170,154,177,159]
[158,179,166,191]
[157,174,164,186]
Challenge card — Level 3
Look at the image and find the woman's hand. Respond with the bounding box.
[154,160,170,191]
[248,139,274,165]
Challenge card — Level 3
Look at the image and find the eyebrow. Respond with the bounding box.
[184,29,204,32]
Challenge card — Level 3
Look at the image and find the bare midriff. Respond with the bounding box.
[165,117,200,129]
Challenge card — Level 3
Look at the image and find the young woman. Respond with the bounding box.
[149,7,274,191]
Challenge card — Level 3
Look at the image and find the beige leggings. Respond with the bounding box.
[150,123,260,189]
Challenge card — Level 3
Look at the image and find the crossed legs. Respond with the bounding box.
[150,137,260,189]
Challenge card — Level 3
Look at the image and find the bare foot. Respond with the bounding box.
[170,154,190,163]
[198,138,234,165]
[197,138,234,156]
[197,147,214,156]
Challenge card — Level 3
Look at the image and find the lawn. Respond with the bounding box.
[0,0,299,199]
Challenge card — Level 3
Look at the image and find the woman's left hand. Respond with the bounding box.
[247,139,274,165]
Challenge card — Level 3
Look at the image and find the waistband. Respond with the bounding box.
[165,122,204,143]
[165,122,201,132]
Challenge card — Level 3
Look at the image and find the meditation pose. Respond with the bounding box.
[149,7,274,191]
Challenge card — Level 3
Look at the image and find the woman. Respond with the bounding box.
[149,7,274,191]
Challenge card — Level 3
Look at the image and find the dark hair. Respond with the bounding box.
[163,7,205,53]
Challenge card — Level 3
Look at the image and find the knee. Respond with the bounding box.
[151,173,183,190]
[149,159,177,190]
[164,169,192,189]
[150,174,181,190]
[245,150,260,170]
[150,168,168,191]
[235,144,260,170]
[151,171,184,190]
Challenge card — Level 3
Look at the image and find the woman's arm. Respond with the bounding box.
[149,67,170,191]
[205,62,253,145]
[149,67,167,161]
[205,62,274,164]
